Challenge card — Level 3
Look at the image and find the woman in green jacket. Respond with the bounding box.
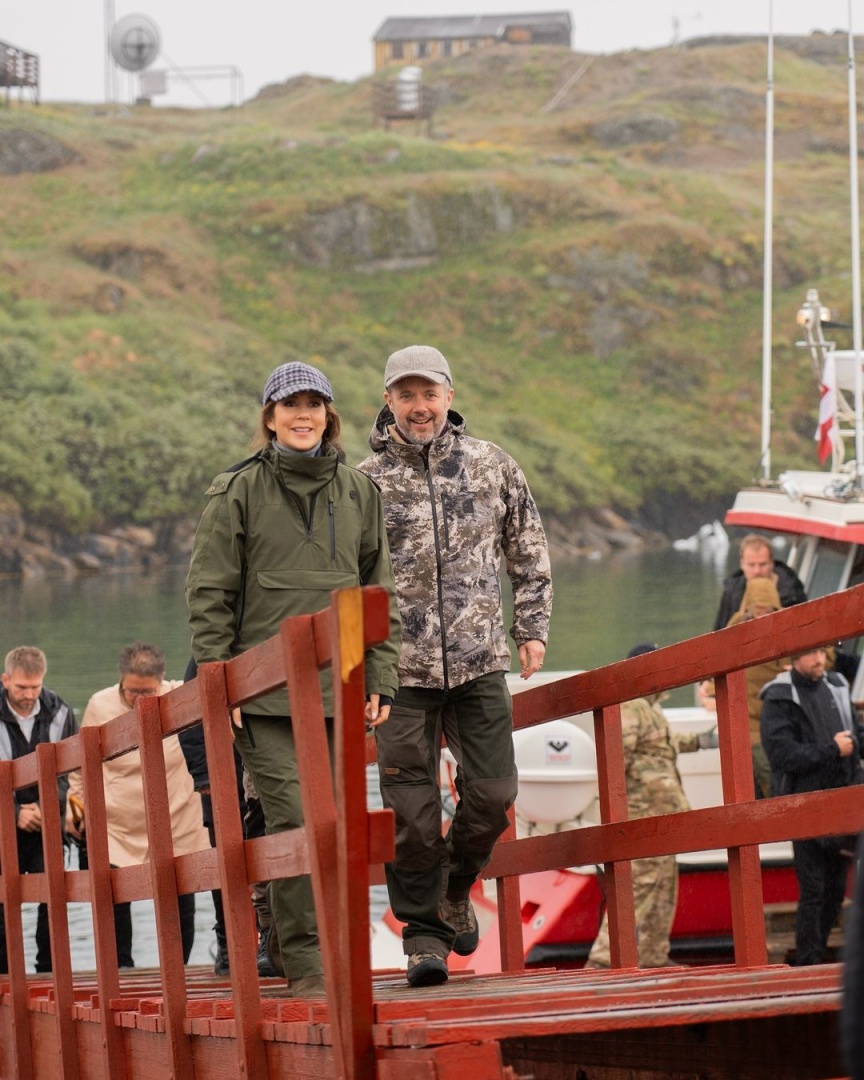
[186,361,401,997]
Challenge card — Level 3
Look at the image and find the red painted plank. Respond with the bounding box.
[136,695,195,1077]
[512,582,864,724]
[495,815,525,973]
[715,670,767,968]
[593,704,637,968]
[330,588,377,1080]
[0,758,33,1079]
[35,742,79,1080]
[196,660,268,1080]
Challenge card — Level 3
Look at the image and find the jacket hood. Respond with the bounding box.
[367,406,466,453]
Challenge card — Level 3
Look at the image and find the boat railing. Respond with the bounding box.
[2,583,864,1078]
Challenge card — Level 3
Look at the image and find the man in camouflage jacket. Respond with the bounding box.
[357,344,553,987]
[585,642,717,970]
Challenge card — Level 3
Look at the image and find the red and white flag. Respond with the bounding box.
[816,353,837,464]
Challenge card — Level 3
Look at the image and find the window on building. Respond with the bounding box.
[441,40,452,56]
[391,42,404,59]
[416,41,430,58]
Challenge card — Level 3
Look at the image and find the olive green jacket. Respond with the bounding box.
[186,445,401,716]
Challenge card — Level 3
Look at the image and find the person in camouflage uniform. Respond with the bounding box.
[357,344,553,987]
[585,642,718,970]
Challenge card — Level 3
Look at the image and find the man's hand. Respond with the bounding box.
[17,803,42,833]
[518,640,546,680]
[835,730,855,757]
[365,694,391,728]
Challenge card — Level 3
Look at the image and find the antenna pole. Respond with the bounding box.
[848,2,864,485]
[104,0,115,103]
[760,1,775,481]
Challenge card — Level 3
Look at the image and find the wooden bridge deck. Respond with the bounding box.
[1,961,846,1079]
[2,584,863,1079]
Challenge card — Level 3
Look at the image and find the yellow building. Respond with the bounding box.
[372,12,572,71]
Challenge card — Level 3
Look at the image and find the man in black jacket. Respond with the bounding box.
[713,533,806,631]
[761,646,864,965]
[0,646,76,974]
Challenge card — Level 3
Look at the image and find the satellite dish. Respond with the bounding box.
[109,14,162,72]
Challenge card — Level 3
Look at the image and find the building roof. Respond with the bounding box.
[373,11,572,43]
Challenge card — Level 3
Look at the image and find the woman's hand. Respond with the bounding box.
[365,694,391,727]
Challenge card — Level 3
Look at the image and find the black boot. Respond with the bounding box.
[214,934,229,976]
[257,927,279,977]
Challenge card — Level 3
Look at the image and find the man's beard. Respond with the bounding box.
[395,416,447,446]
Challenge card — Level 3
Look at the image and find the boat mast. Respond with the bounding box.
[760,3,775,481]
[847,2,864,487]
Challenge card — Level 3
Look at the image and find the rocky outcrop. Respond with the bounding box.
[544,508,668,560]
[0,505,667,578]
[0,508,191,580]
[0,129,83,175]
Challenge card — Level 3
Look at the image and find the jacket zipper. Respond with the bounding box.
[289,491,317,539]
[328,498,335,558]
[425,460,449,690]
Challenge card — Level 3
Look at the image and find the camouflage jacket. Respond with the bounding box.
[621,696,696,819]
[356,407,553,690]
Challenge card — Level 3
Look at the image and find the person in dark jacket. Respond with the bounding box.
[179,658,277,978]
[186,361,401,998]
[0,646,76,974]
[761,646,864,965]
[713,533,807,631]
[841,832,864,1078]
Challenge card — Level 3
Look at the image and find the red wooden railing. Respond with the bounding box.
[1,582,863,1079]
[0,585,393,1080]
[489,582,864,971]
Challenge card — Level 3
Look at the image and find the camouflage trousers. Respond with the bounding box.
[586,853,678,969]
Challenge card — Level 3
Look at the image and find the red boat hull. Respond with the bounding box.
[448,861,800,973]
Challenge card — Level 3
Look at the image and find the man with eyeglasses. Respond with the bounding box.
[66,642,209,967]
[0,646,76,974]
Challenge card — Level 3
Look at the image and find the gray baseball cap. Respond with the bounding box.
[384,345,452,389]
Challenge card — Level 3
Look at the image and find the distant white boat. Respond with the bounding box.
[672,519,730,554]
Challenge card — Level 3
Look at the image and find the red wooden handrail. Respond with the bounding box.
[0,585,391,1080]
[1,582,863,1078]
[488,585,864,971]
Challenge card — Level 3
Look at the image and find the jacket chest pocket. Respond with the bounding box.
[440,491,495,550]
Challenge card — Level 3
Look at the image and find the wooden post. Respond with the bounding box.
[330,587,379,1080]
[35,742,79,1080]
[137,695,194,1076]
[280,612,345,1068]
[715,670,768,967]
[78,724,127,1080]
[495,811,525,972]
[594,703,638,967]
[197,661,267,1080]
[0,758,33,1079]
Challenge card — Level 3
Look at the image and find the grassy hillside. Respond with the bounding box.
[0,36,858,542]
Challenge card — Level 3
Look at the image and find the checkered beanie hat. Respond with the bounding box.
[262,362,334,405]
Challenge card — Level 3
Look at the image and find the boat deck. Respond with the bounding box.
[2,585,863,1079]
[2,960,846,1079]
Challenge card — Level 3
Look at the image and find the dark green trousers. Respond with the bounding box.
[376,670,517,956]
[234,714,332,980]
